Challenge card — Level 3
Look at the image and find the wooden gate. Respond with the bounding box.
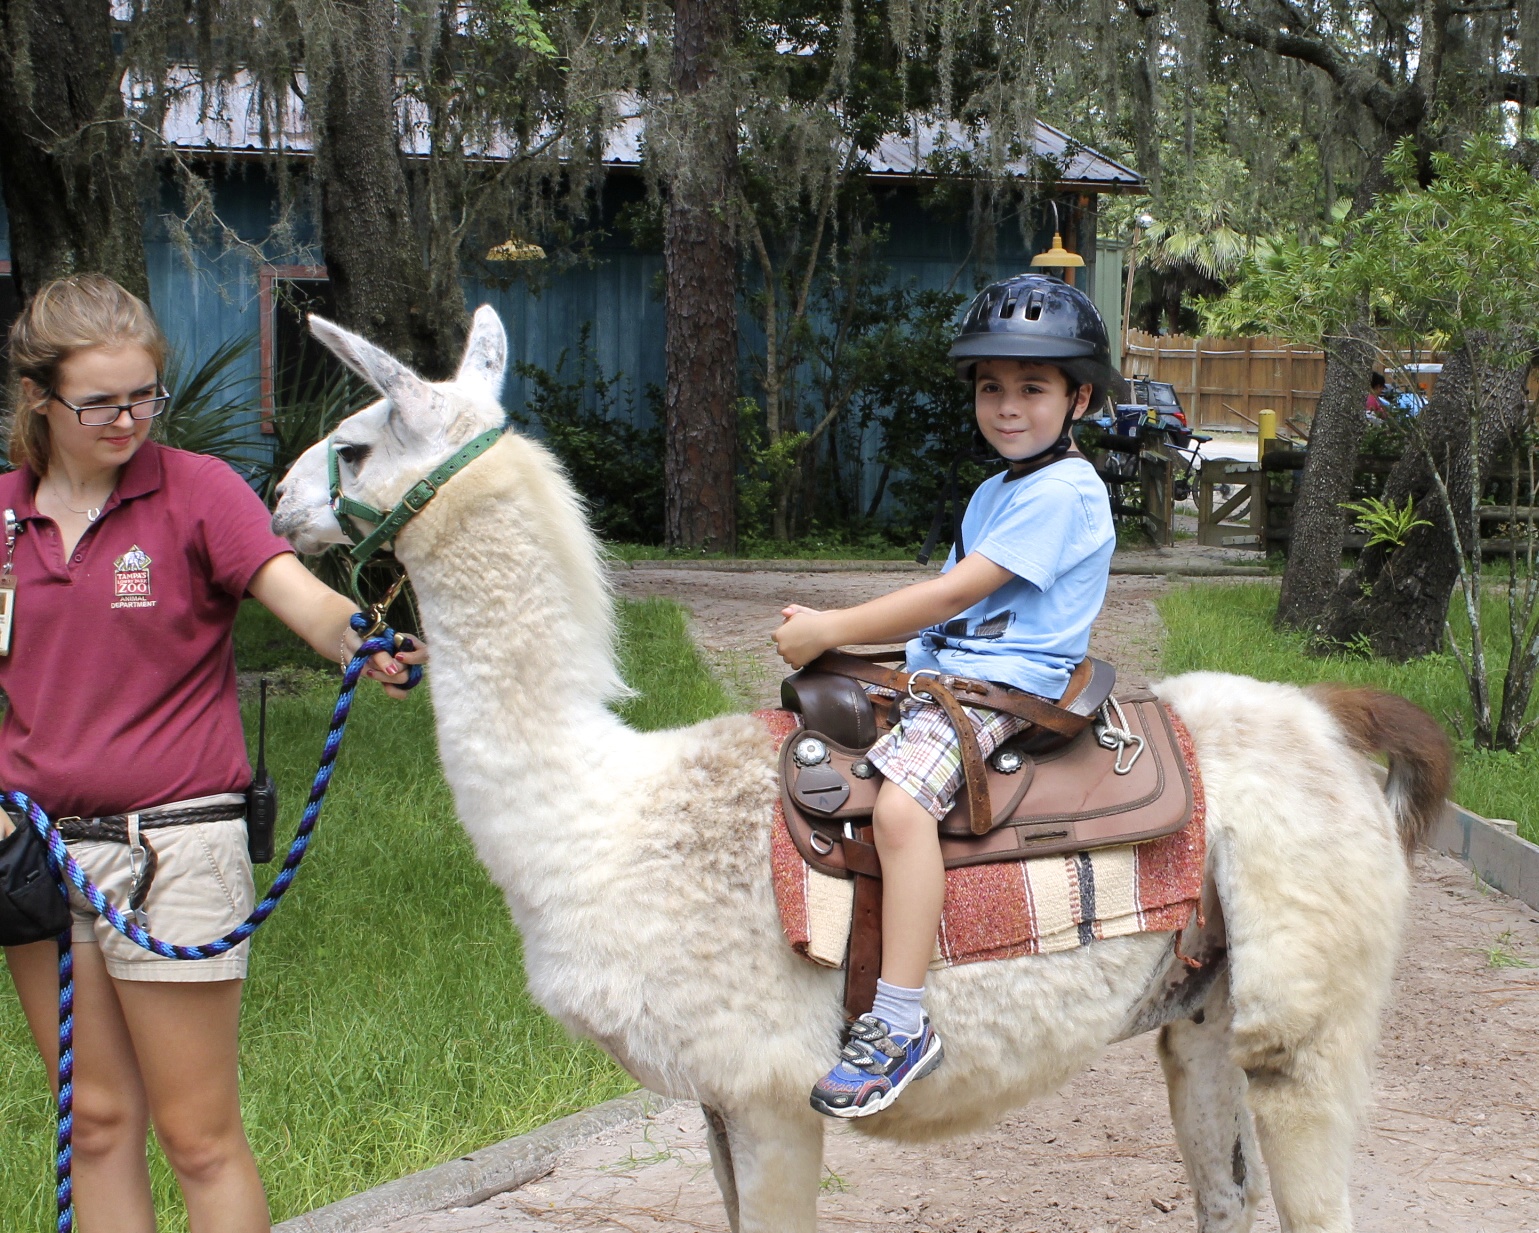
[1140,444,1175,548]
[1197,458,1267,550]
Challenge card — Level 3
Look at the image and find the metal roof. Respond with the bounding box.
[157,72,1143,192]
[865,117,1144,190]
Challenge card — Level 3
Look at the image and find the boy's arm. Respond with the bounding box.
[772,552,1013,669]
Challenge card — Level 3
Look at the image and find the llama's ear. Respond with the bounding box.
[455,305,507,397]
[308,313,431,406]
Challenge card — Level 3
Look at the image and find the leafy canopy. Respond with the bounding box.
[1206,137,1539,369]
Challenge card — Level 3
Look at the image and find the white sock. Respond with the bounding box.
[870,979,925,1037]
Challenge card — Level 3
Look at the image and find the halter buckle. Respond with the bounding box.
[401,481,436,513]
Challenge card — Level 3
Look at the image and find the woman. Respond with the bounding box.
[0,274,425,1232]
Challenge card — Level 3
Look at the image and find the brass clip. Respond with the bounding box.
[361,571,409,640]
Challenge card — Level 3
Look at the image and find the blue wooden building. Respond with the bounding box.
[0,112,1141,489]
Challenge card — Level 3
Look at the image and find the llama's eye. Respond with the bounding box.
[335,443,370,467]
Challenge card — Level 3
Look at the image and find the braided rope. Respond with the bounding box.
[5,615,421,1233]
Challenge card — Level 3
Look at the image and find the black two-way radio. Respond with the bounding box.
[246,677,279,864]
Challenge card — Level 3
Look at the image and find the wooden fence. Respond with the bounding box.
[1122,331,1447,433]
[1194,442,1539,555]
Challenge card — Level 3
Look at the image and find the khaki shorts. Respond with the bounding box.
[65,813,254,982]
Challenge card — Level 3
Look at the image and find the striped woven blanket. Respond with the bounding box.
[760,707,1207,971]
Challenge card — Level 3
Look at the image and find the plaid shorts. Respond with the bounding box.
[864,687,1027,822]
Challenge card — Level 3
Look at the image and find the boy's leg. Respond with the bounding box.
[5,938,158,1233]
[870,779,946,989]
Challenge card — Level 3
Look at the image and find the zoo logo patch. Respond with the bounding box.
[112,545,156,609]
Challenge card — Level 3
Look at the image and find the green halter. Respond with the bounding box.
[328,426,504,602]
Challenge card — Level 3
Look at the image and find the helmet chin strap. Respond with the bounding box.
[1003,394,1081,479]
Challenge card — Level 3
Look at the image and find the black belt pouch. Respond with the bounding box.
[0,813,72,947]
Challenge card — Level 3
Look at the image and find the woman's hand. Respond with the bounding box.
[342,627,430,700]
[249,555,429,700]
[773,605,838,670]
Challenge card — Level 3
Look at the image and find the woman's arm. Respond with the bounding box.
[771,551,1013,669]
[246,554,426,698]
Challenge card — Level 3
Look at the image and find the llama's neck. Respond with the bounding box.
[395,436,630,834]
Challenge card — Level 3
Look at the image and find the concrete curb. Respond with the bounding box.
[1431,802,1539,913]
[272,1090,677,1233]
[611,557,1270,578]
[1108,562,1271,577]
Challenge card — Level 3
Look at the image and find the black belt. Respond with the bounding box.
[55,802,247,843]
[40,802,249,921]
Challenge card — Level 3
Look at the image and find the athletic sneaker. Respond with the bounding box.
[809,1012,944,1118]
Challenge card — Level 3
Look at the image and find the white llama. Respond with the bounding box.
[273,306,1451,1233]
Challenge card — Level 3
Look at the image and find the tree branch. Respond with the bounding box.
[1203,0,1408,126]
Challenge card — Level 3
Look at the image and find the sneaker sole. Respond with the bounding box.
[810,1034,945,1120]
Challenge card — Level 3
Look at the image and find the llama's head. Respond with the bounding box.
[272,305,508,552]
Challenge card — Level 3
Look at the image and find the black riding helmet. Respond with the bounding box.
[949,272,1125,461]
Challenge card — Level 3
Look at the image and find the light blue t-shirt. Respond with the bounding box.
[905,457,1114,698]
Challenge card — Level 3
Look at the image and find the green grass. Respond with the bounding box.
[1160,581,1539,843]
[0,597,735,1230]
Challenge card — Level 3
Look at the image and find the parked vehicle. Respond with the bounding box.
[1088,376,1210,504]
[1113,377,1194,446]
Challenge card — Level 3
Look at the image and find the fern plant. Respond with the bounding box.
[1339,494,1432,550]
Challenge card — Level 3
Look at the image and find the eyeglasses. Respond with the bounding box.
[50,386,171,427]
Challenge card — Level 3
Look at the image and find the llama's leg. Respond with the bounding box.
[702,1105,741,1233]
[1158,972,1264,1232]
[714,1102,824,1233]
[1239,1043,1362,1233]
[1227,989,1377,1233]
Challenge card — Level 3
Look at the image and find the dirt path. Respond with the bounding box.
[374,567,1539,1233]
[611,564,1174,709]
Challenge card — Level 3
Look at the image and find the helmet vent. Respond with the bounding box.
[1024,290,1046,321]
[1000,292,1019,318]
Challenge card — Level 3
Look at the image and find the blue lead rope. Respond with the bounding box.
[2,614,422,1233]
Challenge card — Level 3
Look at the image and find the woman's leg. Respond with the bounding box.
[870,780,945,989]
[4,940,157,1233]
[115,977,269,1233]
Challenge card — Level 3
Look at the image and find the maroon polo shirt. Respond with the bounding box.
[0,442,293,817]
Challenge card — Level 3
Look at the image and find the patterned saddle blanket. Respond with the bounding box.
[759,706,1207,974]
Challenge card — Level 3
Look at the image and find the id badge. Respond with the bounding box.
[0,508,17,656]
[0,573,14,656]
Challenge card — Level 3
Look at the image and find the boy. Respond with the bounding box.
[773,272,1119,1118]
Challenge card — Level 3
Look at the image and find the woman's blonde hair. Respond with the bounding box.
[6,274,169,474]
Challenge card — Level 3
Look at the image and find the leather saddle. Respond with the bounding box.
[777,650,1196,1019]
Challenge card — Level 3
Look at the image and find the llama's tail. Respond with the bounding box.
[1309,684,1454,857]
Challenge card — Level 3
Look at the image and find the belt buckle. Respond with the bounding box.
[907,668,941,704]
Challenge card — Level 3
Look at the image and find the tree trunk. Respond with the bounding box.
[1275,323,1376,633]
[662,0,739,552]
[0,0,147,302]
[312,0,465,378]
[1323,340,1532,659]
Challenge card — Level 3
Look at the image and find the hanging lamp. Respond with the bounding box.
[486,236,546,262]
[1031,201,1084,282]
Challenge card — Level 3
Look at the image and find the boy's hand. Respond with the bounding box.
[773,605,837,669]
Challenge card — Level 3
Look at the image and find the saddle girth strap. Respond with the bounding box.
[809,650,1094,742]
[840,678,990,1023]
[917,674,994,838]
[844,836,883,1022]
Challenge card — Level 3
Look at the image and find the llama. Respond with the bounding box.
[273,306,1452,1233]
